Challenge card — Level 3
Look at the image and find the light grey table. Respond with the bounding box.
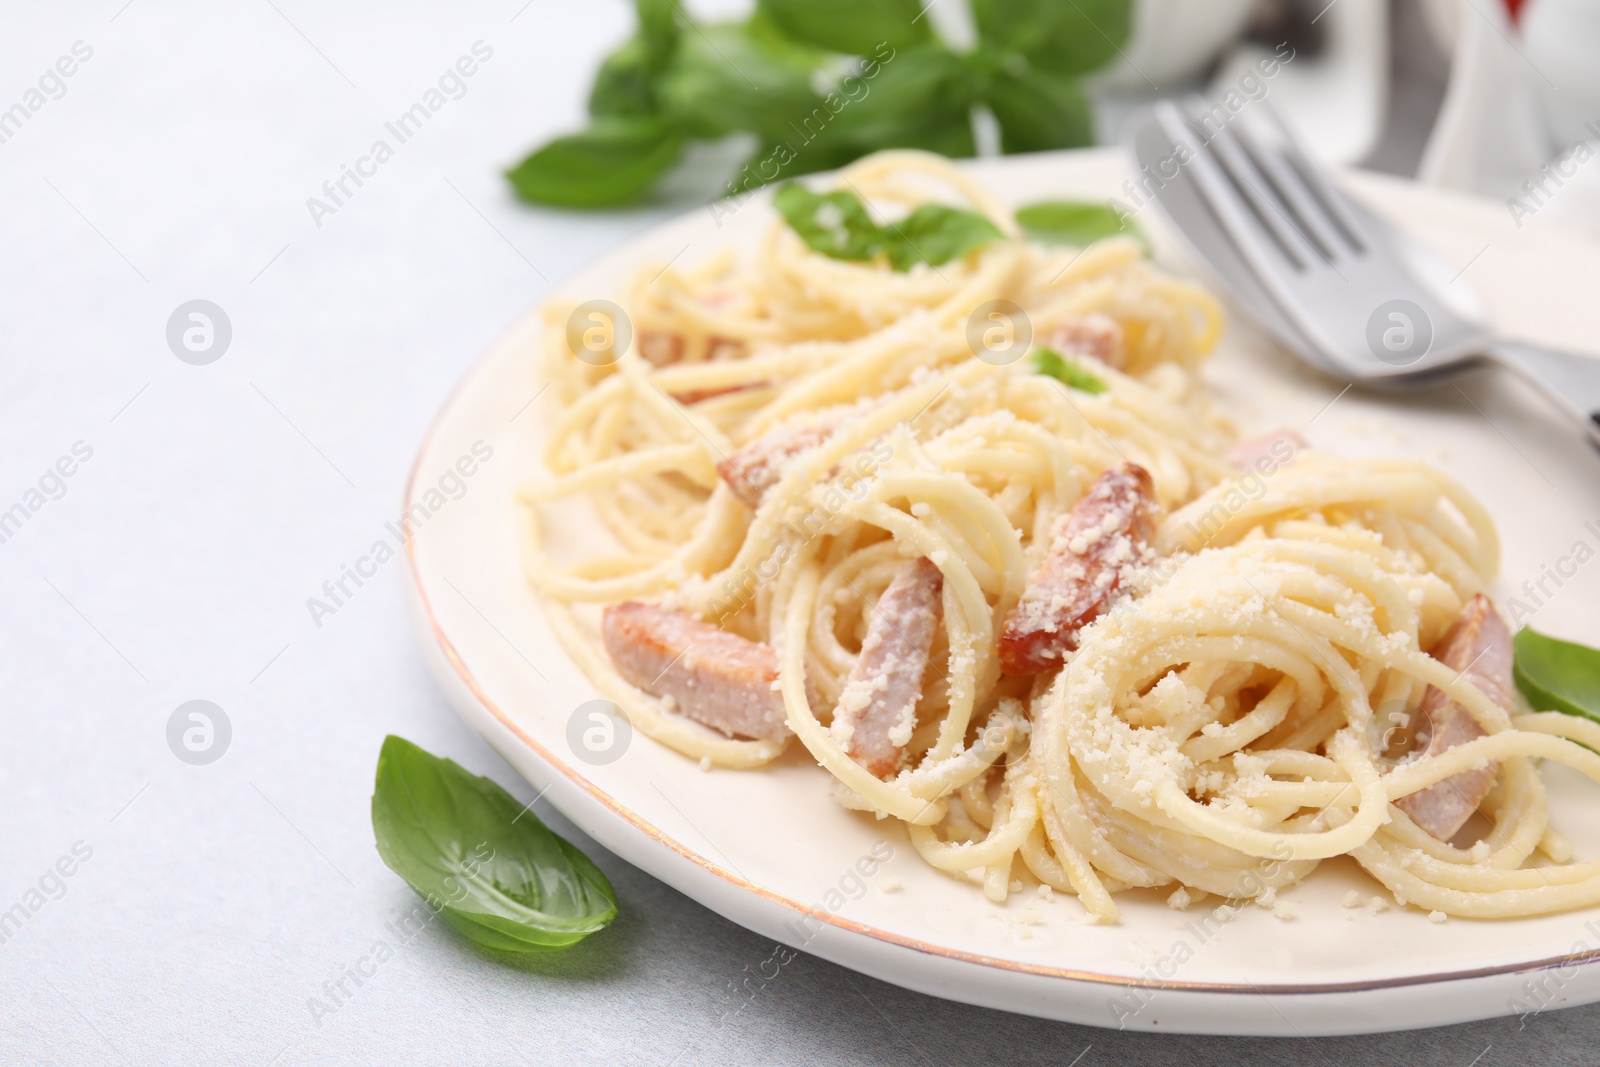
[3,2,1586,1063]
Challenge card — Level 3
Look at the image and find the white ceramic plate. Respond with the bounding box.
[404,148,1600,1036]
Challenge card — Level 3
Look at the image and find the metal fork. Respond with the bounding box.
[1130,98,1600,449]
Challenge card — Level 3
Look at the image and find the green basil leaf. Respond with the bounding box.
[1513,628,1600,721]
[659,18,828,141]
[716,41,961,190]
[982,64,1093,153]
[634,0,681,53]
[773,184,1002,270]
[1030,346,1109,393]
[756,0,932,55]
[506,118,684,208]
[589,36,666,118]
[971,0,1132,77]
[882,203,1004,270]
[818,42,979,159]
[371,736,617,953]
[772,182,883,261]
[588,0,682,119]
[1015,199,1147,251]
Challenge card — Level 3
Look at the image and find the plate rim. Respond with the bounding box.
[401,147,1600,1008]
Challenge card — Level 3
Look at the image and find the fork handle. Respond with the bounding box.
[1486,341,1600,449]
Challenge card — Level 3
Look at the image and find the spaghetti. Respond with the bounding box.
[519,151,1600,923]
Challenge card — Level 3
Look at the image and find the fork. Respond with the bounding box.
[1130,98,1600,449]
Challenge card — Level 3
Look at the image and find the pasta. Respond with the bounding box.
[517,150,1600,923]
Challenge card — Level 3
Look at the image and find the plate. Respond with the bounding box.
[403,148,1600,1036]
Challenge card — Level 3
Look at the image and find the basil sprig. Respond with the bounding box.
[969,0,1131,78]
[658,16,829,143]
[506,0,1131,208]
[772,183,1002,270]
[1014,200,1148,252]
[1514,628,1600,722]
[974,60,1091,154]
[371,736,617,954]
[506,118,685,209]
[758,0,932,55]
[1030,346,1108,393]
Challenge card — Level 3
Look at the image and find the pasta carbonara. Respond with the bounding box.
[520,151,1600,923]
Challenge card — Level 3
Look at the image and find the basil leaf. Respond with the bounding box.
[773,184,1002,270]
[1513,628,1600,722]
[1015,199,1147,251]
[882,203,1003,270]
[589,0,682,119]
[725,42,965,188]
[634,0,681,53]
[371,736,617,953]
[756,0,932,55]
[659,18,828,142]
[971,0,1132,77]
[772,182,883,261]
[589,36,667,118]
[982,63,1093,153]
[1030,346,1108,393]
[819,42,980,159]
[506,118,684,208]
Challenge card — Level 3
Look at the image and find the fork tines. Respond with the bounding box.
[1155,98,1371,276]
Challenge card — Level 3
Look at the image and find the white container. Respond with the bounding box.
[1522,0,1600,147]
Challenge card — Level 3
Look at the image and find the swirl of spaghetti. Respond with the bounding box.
[517,150,1600,925]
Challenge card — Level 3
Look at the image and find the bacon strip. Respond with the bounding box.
[637,331,755,403]
[999,464,1157,675]
[1043,314,1124,370]
[637,330,686,367]
[637,331,747,368]
[1226,428,1306,471]
[832,557,944,778]
[601,601,791,741]
[1394,594,1510,841]
[716,421,837,508]
[673,383,756,405]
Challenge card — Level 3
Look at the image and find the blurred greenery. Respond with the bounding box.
[969,0,1131,77]
[1014,199,1148,250]
[506,0,1131,209]
[506,117,685,208]
[757,0,932,55]
[657,16,831,142]
[771,182,1003,269]
[1029,346,1109,393]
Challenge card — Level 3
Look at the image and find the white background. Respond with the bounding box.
[2,1,1595,1064]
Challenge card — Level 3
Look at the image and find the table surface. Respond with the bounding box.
[4,2,1591,1064]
